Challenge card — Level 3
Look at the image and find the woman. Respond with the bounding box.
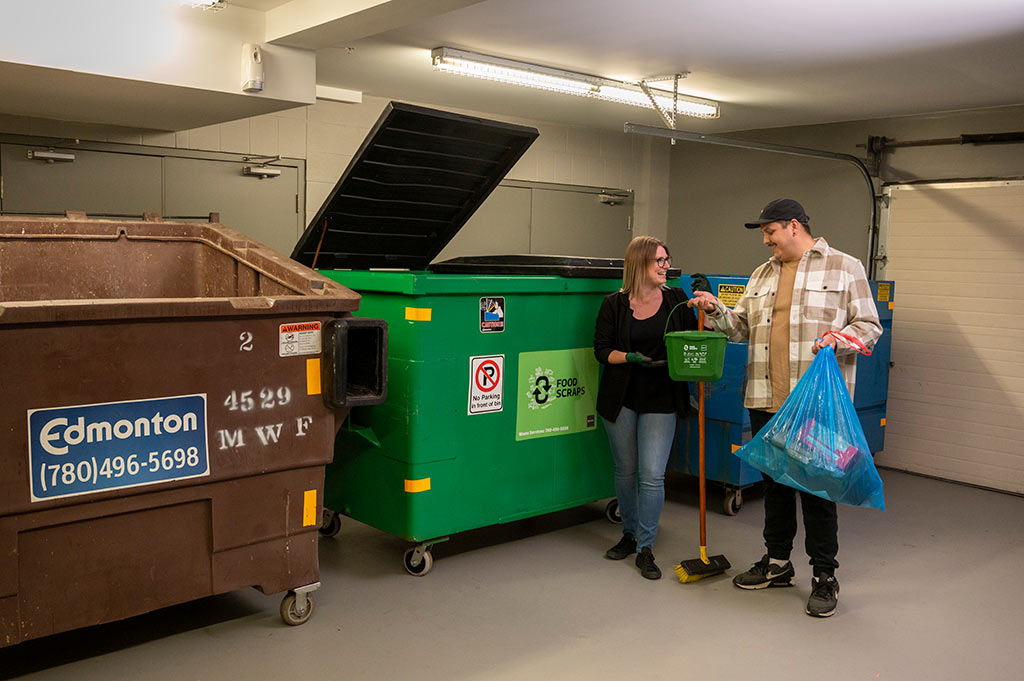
[594,236,696,579]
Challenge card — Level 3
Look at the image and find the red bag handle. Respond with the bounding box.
[821,330,872,356]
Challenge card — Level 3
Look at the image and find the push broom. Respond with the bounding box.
[675,306,731,582]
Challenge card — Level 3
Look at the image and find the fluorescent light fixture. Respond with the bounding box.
[433,49,597,97]
[188,0,226,10]
[431,47,719,119]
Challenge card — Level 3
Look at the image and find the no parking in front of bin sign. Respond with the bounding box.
[469,355,504,414]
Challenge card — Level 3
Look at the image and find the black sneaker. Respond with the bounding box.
[806,574,840,617]
[635,547,661,580]
[605,533,637,560]
[731,554,795,589]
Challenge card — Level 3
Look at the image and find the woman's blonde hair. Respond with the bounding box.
[621,235,670,295]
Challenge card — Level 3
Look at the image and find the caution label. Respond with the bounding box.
[279,321,322,357]
[877,282,891,302]
[480,297,505,333]
[717,284,746,308]
[469,355,504,415]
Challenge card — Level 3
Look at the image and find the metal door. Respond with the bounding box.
[163,157,301,255]
[1,143,161,216]
[435,186,532,261]
[529,187,631,257]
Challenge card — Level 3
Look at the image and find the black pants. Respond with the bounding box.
[749,409,839,577]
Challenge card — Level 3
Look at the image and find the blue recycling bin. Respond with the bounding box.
[671,274,894,515]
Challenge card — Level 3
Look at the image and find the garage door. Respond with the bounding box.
[876,180,1024,493]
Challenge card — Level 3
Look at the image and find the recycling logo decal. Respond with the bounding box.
[526,367,557,410]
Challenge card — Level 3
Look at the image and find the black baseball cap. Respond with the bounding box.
[744,198,810,229]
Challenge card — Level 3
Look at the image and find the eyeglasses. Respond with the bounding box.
[652,256,672,267]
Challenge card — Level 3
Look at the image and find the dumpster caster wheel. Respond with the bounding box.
[605,499,622,524]
[724,489,743,516]
[319,508,342,538]
[403,546,433,576]
[280,591,315,626]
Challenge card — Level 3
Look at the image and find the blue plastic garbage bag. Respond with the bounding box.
[733,344,885,510]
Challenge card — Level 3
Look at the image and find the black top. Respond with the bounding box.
[623,300,676,413]
[593,287,697,421]
[430,254,682,279]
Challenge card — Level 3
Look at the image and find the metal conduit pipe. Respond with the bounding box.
[624,122,880,277]
[866,131,1024,151]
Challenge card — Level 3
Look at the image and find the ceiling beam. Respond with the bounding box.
[266,0,485,49]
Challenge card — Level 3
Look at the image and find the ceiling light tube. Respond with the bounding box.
[431,47,719,119]
[432,47,597,97]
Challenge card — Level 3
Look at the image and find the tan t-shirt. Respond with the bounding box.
[769,260,799,412]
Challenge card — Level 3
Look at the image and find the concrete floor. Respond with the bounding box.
[1,468,1021,681]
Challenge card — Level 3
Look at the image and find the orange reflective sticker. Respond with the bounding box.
[404,478,431,493]
[405,307,432,321]
[303,489,317,526]
[307,358,321,395]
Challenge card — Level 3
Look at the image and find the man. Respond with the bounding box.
[688,198,882,617]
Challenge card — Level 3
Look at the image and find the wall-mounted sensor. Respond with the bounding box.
[242,43,264,92]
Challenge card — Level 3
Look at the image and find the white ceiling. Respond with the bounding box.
[303,0,1024,132]
[5,0,1023,135]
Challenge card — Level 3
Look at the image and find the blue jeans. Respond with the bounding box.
[602,407,677,550]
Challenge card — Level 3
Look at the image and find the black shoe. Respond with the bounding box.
[635,547,661,580]
[732,554,795,589]
[605,533,637,560]
[806,574,840,617]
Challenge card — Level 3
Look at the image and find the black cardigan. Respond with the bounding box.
[593,287,697,422]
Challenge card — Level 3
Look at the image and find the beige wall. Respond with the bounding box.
[666,104,1024,277]
[0,97,660,250]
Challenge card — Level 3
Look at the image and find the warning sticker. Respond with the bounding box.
[469,355,504,415]
[717,284,746,308]
[279,321,322,357]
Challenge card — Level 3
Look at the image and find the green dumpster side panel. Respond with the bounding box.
[320,269,626,542]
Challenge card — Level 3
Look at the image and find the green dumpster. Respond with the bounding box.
[292,102,641,574]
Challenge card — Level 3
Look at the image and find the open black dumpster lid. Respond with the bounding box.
[292,102,539,270]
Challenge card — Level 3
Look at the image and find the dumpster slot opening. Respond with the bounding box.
[324,317,388,408]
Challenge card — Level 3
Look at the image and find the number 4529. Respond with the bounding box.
[223,387,292,412]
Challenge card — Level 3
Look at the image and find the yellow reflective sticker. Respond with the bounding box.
[404,478,431,493]
[405,307,432,321]
[307,357,321,395]
[880,417,886,427]
[888,301,894,310]
[303,489,317,527]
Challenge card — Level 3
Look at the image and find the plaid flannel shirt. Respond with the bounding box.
[706,238,882,409]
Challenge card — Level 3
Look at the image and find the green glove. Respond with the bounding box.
[691,273,712,294]
[625,352,652,364]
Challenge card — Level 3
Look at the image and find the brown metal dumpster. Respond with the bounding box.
[0,212,386,646]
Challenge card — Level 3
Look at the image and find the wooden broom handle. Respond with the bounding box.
[698,308,707,548]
